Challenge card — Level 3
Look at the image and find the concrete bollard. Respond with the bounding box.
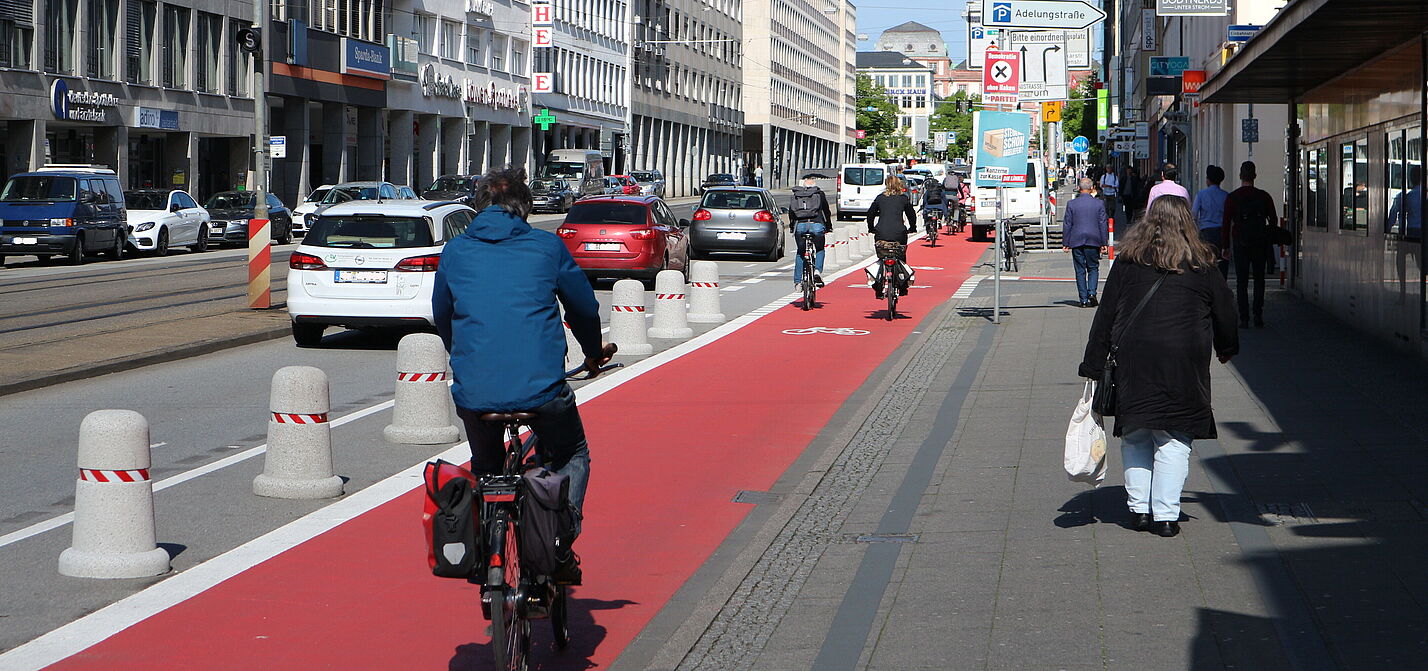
[824,229,845,271]
[648,270,694,339]
[855,230,872,258]
[609,279,653,355]
[687,260,725,324]
[383,333,460,445]
[833,228,851,267]
[58,410,171,579]
[254,366,344,499]
[562,317,582,368]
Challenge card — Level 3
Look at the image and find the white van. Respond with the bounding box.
[969,158,1046,241]
[837,163,888,220]
[541,150,607,198]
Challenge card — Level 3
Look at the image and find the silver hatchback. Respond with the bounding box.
[687,187,787,260]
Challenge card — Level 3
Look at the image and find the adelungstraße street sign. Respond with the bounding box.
[982,0,1106,30]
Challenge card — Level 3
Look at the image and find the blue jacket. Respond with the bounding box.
[1062,192,1108,248]
[432,206,603,412]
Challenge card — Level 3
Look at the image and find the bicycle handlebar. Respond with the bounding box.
[564,342,621,380]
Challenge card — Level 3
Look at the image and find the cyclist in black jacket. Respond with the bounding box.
[866,175,918,298]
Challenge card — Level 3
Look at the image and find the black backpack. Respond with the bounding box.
[923,180,944,203]
[792,191,823,220]
[519,467,580,580]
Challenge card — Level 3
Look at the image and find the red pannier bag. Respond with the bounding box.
[422,459,480,578]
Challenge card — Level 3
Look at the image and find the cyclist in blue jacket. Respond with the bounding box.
[433,167,612,527]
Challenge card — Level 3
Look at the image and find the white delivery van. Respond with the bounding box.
[541,150,606,198]
[836,163,888,220]
[969,158,1046,241]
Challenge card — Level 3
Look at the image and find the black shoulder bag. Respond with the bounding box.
[1092,272,1168,416]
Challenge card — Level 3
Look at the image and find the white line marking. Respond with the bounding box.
[759,271,783,277]
[149,443,167,449]
[0,253,888,668]
[723,285,746,292]
[738,277,764,284]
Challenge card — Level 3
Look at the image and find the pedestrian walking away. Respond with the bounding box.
[1145,162,1190,209]
[1222,160,1279,328]
[1192,165,1231,278]
[790,176,832,287]
[1078,196,1239,537]
[1062,177,1109,308]
[755,165,764,188]
[1123,166,1144,221]
[433,167,615,544]
[1099,169,1122,228]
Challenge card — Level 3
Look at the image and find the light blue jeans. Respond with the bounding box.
[792,221,827,284]
[1121,428,1193,522]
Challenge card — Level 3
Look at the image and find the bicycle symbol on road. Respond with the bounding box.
[782,327,871,336]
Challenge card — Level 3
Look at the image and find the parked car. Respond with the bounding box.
[629,170,666,197]
[700,173,739,193]
[608,174,642,195]
[123,189,210,255]
[688,187,786,260]
[422,175,479,206]
[531,178,577,213]
[205,191,294,246]
[555,195,691,281]
[286,200,474,346]
[291,184,335,234]
[0,166,127,265]
[593,176,629,196]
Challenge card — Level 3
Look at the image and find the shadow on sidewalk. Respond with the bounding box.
[448,595,636,670]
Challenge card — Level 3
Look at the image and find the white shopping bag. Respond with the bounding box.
[1064,381,1108,486]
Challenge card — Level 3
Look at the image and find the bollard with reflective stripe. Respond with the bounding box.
[832,228,851,267]
[254,366,344,499]
[648,269,693,339]
[609,279,653,355]
[59,410,171,579]
[687,260,725,324]
[823,228,845,271]
[384,333,461,445]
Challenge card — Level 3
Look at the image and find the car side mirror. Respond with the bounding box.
[170,203,182,212]
[678,218,690,228]
[79,192,96,204]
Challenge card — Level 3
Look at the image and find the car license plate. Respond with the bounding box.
[12,237,37,245]
[334,269,388,283]
[584,242,621,251]
[716,232,746,240]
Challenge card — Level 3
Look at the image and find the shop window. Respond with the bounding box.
[85,0,116,79]
[489,33,506,72]
[227,18,251,96]
[125,0,154,84]
[439,20,457,61]
[510,38,526,76]
[195,12,219,93]
[465,25,482,66]
[43,0,77,74]
[1388,127,1423,242]
[161,4,189,88]
[1340,140,1368,232]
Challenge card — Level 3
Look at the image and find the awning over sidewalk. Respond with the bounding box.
[1200,0,1428,104]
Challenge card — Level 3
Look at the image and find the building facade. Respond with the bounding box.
[0,0,258,202]
[856,51,934,141]
[741,0,856,189]
[874,21,955,99]
[529,0,628,176]
[628,0,743,197]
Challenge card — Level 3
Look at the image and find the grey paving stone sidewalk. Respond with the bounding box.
[670,249,1428,670]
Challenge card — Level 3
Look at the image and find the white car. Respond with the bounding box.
[291,184,335,235]
[285,200,475,347]
[837,163,888,220]
[123,189,211,255]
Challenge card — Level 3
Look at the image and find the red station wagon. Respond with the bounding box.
[556,195,692,281]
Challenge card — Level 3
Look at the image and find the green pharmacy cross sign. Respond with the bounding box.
[533,109,558,131]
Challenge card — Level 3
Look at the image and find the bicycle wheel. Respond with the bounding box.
[489,512,529,671]
[885,270,897,321]
[550,585,569,650]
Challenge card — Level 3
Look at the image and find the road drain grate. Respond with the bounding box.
[854,533,919,544]
[732,490,784,505]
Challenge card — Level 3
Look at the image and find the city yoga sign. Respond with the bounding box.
[51,79,119,122]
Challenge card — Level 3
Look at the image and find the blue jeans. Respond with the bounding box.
[458,383,590,532]
[1070,246,1100,302]
[1121,429,1193,522]
[793,221,827,283]
[922,202,946,223]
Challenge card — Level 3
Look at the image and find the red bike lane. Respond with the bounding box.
[49,234,986,670]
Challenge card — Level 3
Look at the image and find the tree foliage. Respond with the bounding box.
[929,90,980,160]
[1062,76,1101,163]
[855,75,900,154]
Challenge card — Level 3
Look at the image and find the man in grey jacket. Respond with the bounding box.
[1062,177,1110,307]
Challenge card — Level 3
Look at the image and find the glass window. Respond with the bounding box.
[1408,127,1423,242]
[489,33,506,71]
[1387,130,1406,237]
[228,18,251,95]
[413,14,432,54]
[306,216,435,248]
[178,192,197,209]
[87,0,117,79]
[511,39,527,76]
[564,201,649,225]
[465,26,482,65]
[126,0,155,83]
[205,191,255,209]
[442,210,471,241]
[124,190,165,209]
[439,20,458,60]
[0,19,34,69]
[44,0,77,74]
[1341,142,1358,231]
[195,12,220,93]
[162,4,189,88]
[2,175,77,201]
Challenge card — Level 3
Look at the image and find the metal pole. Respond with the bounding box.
[623,10,637,174]
[248,1,271,310]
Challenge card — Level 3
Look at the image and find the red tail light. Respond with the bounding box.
[884,258,896,266]
[692,209,712,221]
[556,227,578,238]
[394,255,441,272]
[288,252,327,270]
[629,228,656,240]
[753,210,775,223]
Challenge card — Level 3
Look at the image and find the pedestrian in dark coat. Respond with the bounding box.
[1078,196,1240,537]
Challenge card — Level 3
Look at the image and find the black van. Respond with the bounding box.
[0,166,128,265]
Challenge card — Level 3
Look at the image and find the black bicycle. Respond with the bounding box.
[478,347,620,671]
[1000,224,1019,272]
[923,208,942,247]
[878,255,899,321]
[799,231,819,310]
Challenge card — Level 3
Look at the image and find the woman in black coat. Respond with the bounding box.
[1079,196,1239,537]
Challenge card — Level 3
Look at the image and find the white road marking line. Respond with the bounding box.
[759,271,783,277]
[0,241,888,670]
[952,275,986,300]
[738,277,764,284]
[149,443,167,449]
[723,285,746,292]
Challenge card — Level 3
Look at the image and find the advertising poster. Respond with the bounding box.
[973,110,1032,188]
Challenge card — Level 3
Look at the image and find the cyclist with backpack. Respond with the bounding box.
[1222,160,1277,328]
[920,176,947,227]
[866,175,918,299]
[789,176,832,287]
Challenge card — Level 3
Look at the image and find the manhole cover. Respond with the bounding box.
[732,490,784,504]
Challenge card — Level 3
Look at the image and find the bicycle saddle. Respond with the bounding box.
[480,411,540,423]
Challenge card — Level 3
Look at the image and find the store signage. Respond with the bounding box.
[533,26,553,48]
[884,88,925,95]
[465,80,525,110]
[532,0,552,24]
[134,107,179,130]
[420,63,462,98]
[1149,56,1189,77]
[50,80,118,122]
[1141,9,1157,51]
[340,38,391,80]
[1242,118,1259,143]
[1156,0,1227,16]
[854,129,867,139]
[1181,69,1206,105]
[532,72,553,94]
[270,136,287,159]
[533,108,557,130]
[1227,24,1261,42]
